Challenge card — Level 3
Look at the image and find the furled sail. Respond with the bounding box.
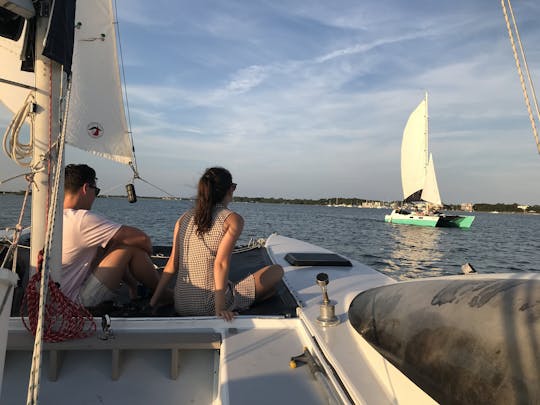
[65,0,134,164]
[401,97,428,201]
[420,153,442,205]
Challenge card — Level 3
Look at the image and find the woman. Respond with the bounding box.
[150,167,284,321]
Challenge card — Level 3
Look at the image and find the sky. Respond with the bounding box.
[1,0,540,204]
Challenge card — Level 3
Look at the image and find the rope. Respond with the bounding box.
[232,238,267,253]
[128,162,177,198]
[25,77,95,405]
[135,176,177,198]
[0,171,33,186]
[501,0,540,154]
[26,70,64,405]
[2,92,36,166]
[21,250,96,343]
[0,177,32,272]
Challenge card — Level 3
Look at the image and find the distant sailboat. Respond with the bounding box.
[385,93,475,228]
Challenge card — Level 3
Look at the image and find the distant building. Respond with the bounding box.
[361,201,384,208]
[461,203,473,212]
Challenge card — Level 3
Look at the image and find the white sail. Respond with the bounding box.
[401,96,428,201]
[0,24,34,113]
[420,153,442,205]
[65,0,134,164]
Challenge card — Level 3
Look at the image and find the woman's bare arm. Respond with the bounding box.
[213,213,244,321]
[149,219,181,307]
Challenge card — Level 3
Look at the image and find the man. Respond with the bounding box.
[56,163,160,307]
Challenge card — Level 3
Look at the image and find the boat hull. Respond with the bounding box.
[385,210,474,228]
[437,214,475,228]
[348,275,540,405]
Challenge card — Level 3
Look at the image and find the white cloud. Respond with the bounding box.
[1,1,539,204]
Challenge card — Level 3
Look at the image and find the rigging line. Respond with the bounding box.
[26,78,72,405]
[0,181,31,271]
[0,171,32,185]
[99,182,126,195]
[135,176,177,198]
[0,77,36,91]
[127,162,176,197]
[507,0,540,130]
[113,0,138,171]
[501,0,540,154]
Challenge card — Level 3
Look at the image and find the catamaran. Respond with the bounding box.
[1,1,538,404]
[384,93,475,228]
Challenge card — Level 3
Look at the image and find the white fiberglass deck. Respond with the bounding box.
[2,234,439,404]
[265,234,437,404]
[2,318,329,405]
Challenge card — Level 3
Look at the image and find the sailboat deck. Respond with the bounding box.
[3,318,330,405]
[2,235,440,404]
[3,346,219,404]
[1,241,331,404]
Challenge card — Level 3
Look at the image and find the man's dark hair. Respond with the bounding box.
[64,164,96,193]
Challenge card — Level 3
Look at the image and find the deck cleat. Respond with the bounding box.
[99,314,114,340]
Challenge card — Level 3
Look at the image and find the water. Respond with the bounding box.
[1,194,539,280]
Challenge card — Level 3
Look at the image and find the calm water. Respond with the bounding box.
[1,194,539,280]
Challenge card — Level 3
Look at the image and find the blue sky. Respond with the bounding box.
[1,0,540,204]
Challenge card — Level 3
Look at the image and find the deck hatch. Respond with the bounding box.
[284,253,352,267]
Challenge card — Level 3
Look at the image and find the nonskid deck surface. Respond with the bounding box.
[4,243,298,318]
[103,245,298,317]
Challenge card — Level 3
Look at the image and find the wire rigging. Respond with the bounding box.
[501,0,540,154]
[112,0,177,198]
[113,0,138,172]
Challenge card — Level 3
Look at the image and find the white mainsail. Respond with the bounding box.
[0,26,34,114]
[401,96,428,201]
[400,93,441,205]
[65,0,133,164]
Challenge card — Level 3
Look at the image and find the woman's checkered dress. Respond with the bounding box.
[173,204,256,316]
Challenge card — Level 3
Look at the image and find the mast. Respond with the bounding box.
[424,91,429,174]
[30,13,63,276]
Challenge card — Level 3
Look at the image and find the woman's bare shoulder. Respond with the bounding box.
[224,211,244,231]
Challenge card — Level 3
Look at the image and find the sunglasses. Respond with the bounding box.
[88,184,100,196]
[231,183,237,191]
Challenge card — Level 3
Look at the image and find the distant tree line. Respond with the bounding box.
[233,197,539,213]
[472,203,540,213]
[2,191,538,212]
[233,196,367,206]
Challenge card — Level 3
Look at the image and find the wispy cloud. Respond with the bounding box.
[1,0,539,203]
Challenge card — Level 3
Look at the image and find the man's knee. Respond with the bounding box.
[105,245,145,259]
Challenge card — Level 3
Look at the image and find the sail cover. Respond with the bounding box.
[65,0,134,164]
[43,0,76,75]
[420,153,442,205]
[401,97,428,201]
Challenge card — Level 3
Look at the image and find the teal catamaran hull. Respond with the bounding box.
[384,211,475,228]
